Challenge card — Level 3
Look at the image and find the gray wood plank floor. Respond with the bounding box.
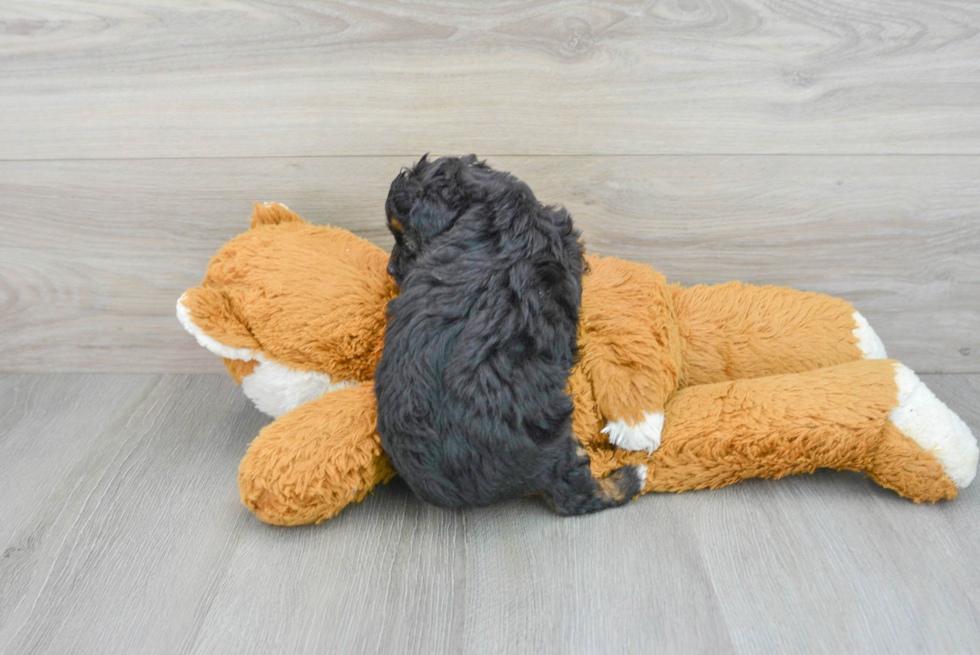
[1,373,978,654]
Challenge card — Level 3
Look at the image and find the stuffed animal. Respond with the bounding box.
[178,203,978,525]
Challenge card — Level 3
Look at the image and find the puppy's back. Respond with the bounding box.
[375,156,643,513]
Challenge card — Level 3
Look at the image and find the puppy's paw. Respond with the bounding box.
[602,412,664,454]
[595,464,647,505]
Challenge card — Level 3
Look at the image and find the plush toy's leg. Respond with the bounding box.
[578,256,684,454]
[670,282,886,387]
[882,364,977,490]
[586,360,977,502]
[238,383,395,525]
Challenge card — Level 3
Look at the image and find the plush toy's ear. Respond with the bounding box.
[238,383,395,525]
[250,202,305,229]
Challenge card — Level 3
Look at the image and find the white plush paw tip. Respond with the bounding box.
[263,201,290,210]
[852,311,887,359]
[602,412,664,454]
[890,363,979,488]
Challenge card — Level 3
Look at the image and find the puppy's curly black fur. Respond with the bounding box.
[374,155,644,515]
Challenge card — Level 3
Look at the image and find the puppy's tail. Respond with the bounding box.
[546,460,646,516]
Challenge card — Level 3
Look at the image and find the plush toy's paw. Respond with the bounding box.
[239,384,395,526]
[890,363,978,488]
[852,311,887,359]
[602,412,664,454]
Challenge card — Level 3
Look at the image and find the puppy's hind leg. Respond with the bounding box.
[544,444,646,515]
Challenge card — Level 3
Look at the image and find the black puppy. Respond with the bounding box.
[374,155,645,515]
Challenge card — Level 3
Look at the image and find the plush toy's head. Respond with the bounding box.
[177,203,398,416]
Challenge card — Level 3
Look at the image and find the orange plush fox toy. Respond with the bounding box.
[178,203,978,525]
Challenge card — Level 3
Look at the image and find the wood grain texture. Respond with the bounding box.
[693,372,980,655]
[0,374,267,655]
[0,374,156,547]
[2,156,977,373]
[1,373,978,654]
[190,491,734,655]
[1,0,979,159]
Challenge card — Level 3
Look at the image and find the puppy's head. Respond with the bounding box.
[385,154,522,285]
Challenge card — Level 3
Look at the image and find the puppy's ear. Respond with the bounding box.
[451,156,502,205]
[387,165,422,218]
[409,195,459,241]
